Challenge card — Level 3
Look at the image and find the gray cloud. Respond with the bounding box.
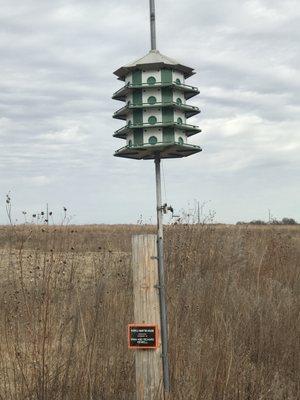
[0,0,299,224]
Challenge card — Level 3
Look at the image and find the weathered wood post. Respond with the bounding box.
[131,234,163,399]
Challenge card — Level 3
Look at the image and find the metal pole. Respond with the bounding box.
[149,0,157,50]
[155,155,170,393]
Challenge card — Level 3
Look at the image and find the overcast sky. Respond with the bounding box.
[0,0,299,224]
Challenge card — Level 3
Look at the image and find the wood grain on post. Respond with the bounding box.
[132,234,164,400]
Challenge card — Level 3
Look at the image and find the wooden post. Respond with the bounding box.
[132,234,164,400]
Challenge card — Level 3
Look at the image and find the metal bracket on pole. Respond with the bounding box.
[157,203,180,221]
[157,203,174,214]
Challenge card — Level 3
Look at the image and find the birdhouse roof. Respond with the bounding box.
[114,50,195,80]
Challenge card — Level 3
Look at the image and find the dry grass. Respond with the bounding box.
[0,224,299,399]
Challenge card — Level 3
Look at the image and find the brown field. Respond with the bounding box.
[0,224,299,399]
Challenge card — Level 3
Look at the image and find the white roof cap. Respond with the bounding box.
[114,50,195,80]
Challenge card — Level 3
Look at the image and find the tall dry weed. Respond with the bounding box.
[0,224,299,399]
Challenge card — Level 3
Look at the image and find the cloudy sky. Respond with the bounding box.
[0,0,299,224]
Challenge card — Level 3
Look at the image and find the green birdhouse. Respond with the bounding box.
[112,50,202,160]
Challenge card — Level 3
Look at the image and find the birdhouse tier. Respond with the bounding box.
[113,50,202,160]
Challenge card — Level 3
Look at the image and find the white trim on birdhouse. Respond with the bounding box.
[126,111,133,125]
[174,109,186,123]
[143,128,163,143]
[143,108,162,123]
[173,91,185,105]
[142,70,161,83]
[174,129,187,143]
[126,132,134,145]
[126,92,133,104]
[142,88,162,103]
[125,74,131,85]
[173,71,185,84]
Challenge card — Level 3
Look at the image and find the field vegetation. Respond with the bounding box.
[0,223,299,399]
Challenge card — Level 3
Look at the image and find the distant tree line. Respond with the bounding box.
[237,218,298,226]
